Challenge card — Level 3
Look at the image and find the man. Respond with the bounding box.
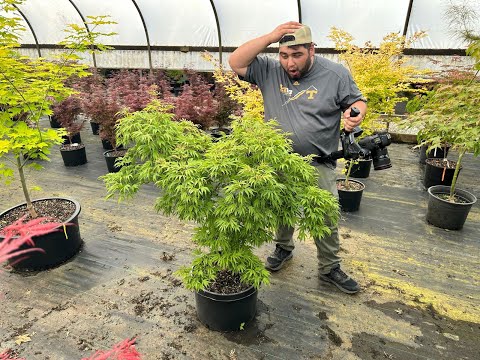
[228,22,367,294]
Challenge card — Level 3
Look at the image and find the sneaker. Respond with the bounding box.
[320,266,360,294]
[265,245,293,271]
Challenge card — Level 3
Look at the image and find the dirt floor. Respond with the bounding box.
[0,122,479,359]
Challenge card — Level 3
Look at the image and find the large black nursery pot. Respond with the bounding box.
[423,158,460,189]
[209,127,232,140]
[102,138,114,150]
[60,143,87,167]
[195,286,258,331]
[0,197,83,271]
[426,185,477,230]
[336,179,365,212]
[348,159,372,178]
[90,121,100,135]
[49,115,62,129]
[62,132,81,145]
[419,145,449,164]
[104,149,127,173]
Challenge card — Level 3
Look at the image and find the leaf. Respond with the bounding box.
[14,334,32,345]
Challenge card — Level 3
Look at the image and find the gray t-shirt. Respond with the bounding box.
[244,55,365,162]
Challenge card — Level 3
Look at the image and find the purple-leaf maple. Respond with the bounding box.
[174,70,218,129]
[52,94,85,144]
[82,338,141,360]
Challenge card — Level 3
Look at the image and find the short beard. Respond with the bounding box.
[289,56,312,80]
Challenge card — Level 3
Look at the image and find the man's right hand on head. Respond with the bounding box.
[269,22,303,44]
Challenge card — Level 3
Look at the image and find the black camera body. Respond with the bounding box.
[316,107,392,170]
[357,132,392,170]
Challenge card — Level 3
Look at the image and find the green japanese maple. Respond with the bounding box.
[328,27,431,135]
[406,78,480,201]
[103,100,339,291]
[328,27,432,182]
[0,0,114,217]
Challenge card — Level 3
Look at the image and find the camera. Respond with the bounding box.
[357,131,392,170]
[315,107,392,170]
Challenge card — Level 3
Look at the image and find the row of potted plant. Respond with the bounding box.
[399,1,479,230]
[327,27,431,211]
[398,67,479,230]
[0,0,115,271]
[49,67,241,172]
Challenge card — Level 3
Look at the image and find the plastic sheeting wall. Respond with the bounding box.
[5,0,480,70]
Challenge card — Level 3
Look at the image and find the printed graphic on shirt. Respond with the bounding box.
[281,84,318,106]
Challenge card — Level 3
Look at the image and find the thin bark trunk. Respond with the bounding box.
[449,150,464,202]
[344,160,354,189]
[17,155,37,218]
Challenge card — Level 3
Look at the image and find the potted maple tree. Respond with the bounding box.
[408,75,479,230]
[100,70,156,172]
[74,69,105,135]
[52,94,88,166]
[0,0,114,270]
[103,100,339,331]
[405,0,480,229]
[336,159,366,212]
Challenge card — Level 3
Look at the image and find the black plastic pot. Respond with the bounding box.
[423,158,459,189]
[49,116,62,129]
[426,185,477,230]
[209,127,232,140]
[90,121,100,135]
[195,286,258,331]
[348,159,372,178]
[102,139,114,150]
[104,149,127,173]
[62,132,81,145]
[336,179,365,212]
[394,100,407,115]
[60,144,87,167]
[419,145,449,164]
[0,197,83,271]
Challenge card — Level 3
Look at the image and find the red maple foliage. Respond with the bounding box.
[1,221,142,360]
[82,338,141,360]
[0,350,25,360]
[0,216,61,265]
[52,94,85,144]
[174,71,218,129]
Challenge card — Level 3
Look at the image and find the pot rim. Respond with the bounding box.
[103,148,127,157]
[425,158,461,169]
[336,178,366,191]
[0,197,81,235]
[60,143,86,151]
[197,284,257,302]
[427,185,477,206]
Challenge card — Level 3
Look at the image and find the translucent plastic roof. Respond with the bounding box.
[6,0,480,69]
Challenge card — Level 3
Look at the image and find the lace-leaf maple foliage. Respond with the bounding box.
[102,100,339,291]
[328,27,432,134]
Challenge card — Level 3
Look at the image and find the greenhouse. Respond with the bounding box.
[1,0,479,359]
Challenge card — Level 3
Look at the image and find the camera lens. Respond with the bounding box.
[372,147,392,170]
